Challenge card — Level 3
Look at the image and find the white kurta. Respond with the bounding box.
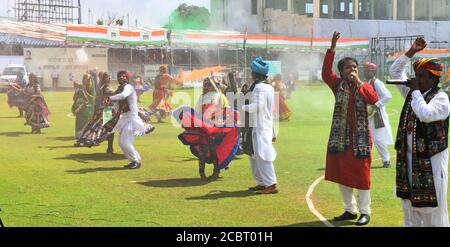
[369,78,394,145]
[110,84,150,163]
[242,82,277,187]
[389,54,450,227]
[369,78,394,162]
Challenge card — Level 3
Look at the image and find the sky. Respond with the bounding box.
[0,0,211,27]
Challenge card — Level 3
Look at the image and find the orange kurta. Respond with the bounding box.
[322,50,378,190]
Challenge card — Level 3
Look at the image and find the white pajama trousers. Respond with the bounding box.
[249,155,277,187]
[374,140,390,163]
[339,184,371,215]
[119,128,141,163]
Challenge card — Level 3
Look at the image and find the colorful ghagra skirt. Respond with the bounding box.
[173,106,240,170]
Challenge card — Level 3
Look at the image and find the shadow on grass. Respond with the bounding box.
[316,166,389,171]
[185,190,261,200]
[47,136,75,142]
[167,157,198,163]
[39,145,77,150]
[0,131,29,137]
[137,178,214,188]
[66,166,127,174]
[56,153,125,164]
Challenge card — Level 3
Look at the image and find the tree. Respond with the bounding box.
[96,19,104,25]
[164,3,211,30]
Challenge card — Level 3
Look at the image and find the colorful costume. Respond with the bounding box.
[273,75,292,121]
[322,50,378,217]
[23,75,50,134]
[75,73,116,149]
[72,75,96,139]
[7,74,27,116]
[150,67,173,122]
[175,78,240,179]
[390,55,449,227]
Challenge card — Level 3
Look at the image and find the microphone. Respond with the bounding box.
[386,79,410,85]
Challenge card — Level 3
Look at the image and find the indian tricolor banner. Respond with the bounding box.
[66,25,166,45]
[172,30,369,50]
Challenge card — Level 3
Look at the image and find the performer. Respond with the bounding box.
[272,74,292,121]
[75,72,116,154]
[150,66,174,123]
[174,77,240,180]
[133,75,145,103]
[322,32,378,226]
[7,71,27,117]
[23,73,50,134]
[242,57,278,195]
[389,37,449,227]
[363,62,394,168]
[72,74,96,141]
[110,70,155,169]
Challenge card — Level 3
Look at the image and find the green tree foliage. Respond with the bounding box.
[164,3,210,30]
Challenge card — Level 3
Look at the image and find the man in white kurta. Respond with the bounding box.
[389,38,449,227]
[110,71,153,169]
[242,57,278,194]
[363,62,394,168]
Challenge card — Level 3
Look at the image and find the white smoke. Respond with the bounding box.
[76,48,89,64]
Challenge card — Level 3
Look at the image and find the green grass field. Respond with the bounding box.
[0,83,448,227]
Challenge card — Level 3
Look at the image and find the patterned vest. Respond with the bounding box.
[396,87,449,208]
[328,81,371,159]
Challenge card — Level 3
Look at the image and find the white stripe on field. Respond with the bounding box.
[306,176,335,227]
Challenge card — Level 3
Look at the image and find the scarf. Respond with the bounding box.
[396,86,449,208]
[328,81,371,158]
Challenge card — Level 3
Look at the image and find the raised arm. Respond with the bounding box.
[389,37,427,98]
[322,32,342,91]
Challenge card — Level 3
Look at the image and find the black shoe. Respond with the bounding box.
[355,214,370,226]
[248,185,266,191]
[383,161,391,168]
[334,211,358,221]
[123,162,134,168]
[128,162,141,169]
[145,126,155,134]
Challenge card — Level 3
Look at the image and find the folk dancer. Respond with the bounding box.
[76,72,116,154]
[242,57,278,195]
[7,71,27,117]
[150,66,174,123]
[72,74,96,142]
[109,71,155,169]
[389,37,449,227]
[23,74,51,134]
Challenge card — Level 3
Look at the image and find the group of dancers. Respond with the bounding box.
[7,72,50,134]
[7,32,447,227]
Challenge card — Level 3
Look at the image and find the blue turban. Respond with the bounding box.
[251,57,269,75]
